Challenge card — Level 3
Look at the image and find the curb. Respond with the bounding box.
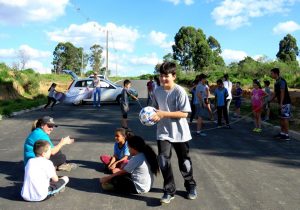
[0,105,44,120]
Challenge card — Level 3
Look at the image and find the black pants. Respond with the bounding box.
[157,140,196,195]
[111,174,138,194]
[44,96,57,109]
[50,151,66,167]
[217,106,229,126]
[190,102,196,123]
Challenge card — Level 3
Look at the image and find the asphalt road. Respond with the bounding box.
[0,80,300,210]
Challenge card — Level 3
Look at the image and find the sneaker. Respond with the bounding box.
[255,128,262,133]
[273,133,282,139]
[160,193,175,204]
[225,125,231,129]
[253,128,258,132]
[196,132,207,137]
[187,187,197,200]
[279,135,290,141]
[101,182,115,191]
[58,163,78,172]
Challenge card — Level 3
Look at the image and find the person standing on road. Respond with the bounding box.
[223,74,233,116]
[152,61,197,204]
[146,76,154,106]
[93,73,101,108]
[120,79,138,129]
[270,68,292,141]
[195,74,208,136]
[24,116,77,171]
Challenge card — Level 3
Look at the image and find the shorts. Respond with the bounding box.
[279,104,291,119]
[235,99,241,108]
[196,104,208,118]
[252,105,262,113]
[121,104,129,119]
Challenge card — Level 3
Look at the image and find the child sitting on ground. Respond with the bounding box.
[100,135,159,194]
[100,128,132,173]
[21,140,69,201]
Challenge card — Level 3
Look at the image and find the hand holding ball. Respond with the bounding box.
[139,106,157,126]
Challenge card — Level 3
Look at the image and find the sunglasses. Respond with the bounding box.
[47,124,55,128]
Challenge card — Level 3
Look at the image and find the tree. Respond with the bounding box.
[276,34,299,63]
[18,49,30,70]
[52,42,83,74]
[89,44,103,73]
[207,36,225,66]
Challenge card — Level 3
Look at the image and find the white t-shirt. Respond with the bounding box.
[223,80,232,99]
[21,157,55,201]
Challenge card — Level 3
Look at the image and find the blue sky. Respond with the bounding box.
[0,0,300,76]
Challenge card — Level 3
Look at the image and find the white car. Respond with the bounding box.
[63,70,138,104]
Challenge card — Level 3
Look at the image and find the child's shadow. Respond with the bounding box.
[0,160,24,201]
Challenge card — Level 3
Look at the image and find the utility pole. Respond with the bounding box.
[106,30,108,78]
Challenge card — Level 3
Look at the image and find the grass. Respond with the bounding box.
[0,95,47,117]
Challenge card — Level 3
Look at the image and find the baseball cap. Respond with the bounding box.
[41,116,57,127]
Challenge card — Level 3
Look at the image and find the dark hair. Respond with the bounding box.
[264,80,270,86]
[154,75,160,86]
[34,140,50,156]
[125,128,135,139]
[127,136,159,176]
[159,61,177,76]
[31,119,44,131]
[123,79,131,86]
[217,79,223,84]
[224,74,229,80]
[48,83,57,91]
[271,68,280,75]
[253,79,262,89]
[236,82,241,85]
[198,73,207,81]
[115,128,126,137]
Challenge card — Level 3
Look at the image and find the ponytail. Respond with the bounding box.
[31,119,43,131]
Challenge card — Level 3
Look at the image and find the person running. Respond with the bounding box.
[120,79,138,129]
[44,83,57,111]
[214,79,230,128]
[270,68,292,141]
[152,61,197,204]
[100,135,159,194]
[263,80,271,121]
[21,140,69,201]
[100,128,130,174]
[251,79,267,133]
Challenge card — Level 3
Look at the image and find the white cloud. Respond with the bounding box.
[149,30,174,49]
[0,45,51,59]
[211,0,298,29]
[47,22,140,52]
[0,0,69,24]
[221,49,247,62]
[165,0,194,5]
[25,60,51,74]
[129,53,161,66]
[273,21,300,34]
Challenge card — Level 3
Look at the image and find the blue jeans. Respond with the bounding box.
[93,87,101,106]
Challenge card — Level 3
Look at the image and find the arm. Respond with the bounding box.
[100,169,128,184]
[112,155,129,167]
[280,89,285,106]
[107,156,117,168]
[152,110,188,122]
[51,136,74,155]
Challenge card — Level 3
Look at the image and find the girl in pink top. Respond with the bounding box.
[251,79,267,132]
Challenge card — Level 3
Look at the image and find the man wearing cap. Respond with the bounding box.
[24,116,77,171]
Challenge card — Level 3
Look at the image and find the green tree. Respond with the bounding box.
[89,44,103,73]
[52,42,83,74]
[276,34,299,63]
[207,36,225,66]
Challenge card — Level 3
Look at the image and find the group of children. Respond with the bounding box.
[21,61,197,205]
[190,74,273,134]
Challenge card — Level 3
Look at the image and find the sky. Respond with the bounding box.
[0,0,300,76]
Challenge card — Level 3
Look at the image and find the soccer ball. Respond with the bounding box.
[139,106,157,126]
